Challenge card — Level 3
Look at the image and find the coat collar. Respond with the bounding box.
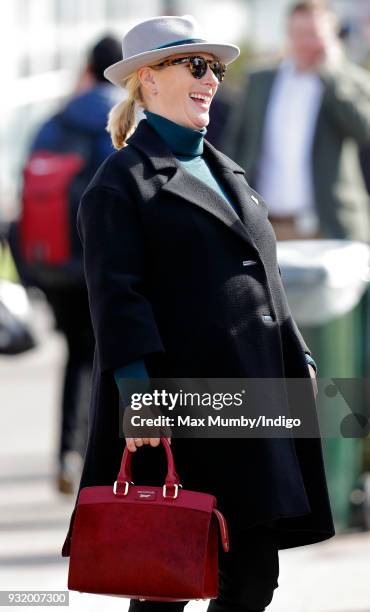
[126,119,262,252]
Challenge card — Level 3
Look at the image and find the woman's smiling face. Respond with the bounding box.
[138,52,220,130]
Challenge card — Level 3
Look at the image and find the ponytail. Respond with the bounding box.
[106,72,144,150]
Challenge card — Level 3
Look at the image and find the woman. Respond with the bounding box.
[62,15,335,611]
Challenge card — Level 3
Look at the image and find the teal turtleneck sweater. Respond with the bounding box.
[114,113,317,403]
[143,110,241,216]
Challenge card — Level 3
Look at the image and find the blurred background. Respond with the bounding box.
[1,1,370,611]
[2,0,370,213]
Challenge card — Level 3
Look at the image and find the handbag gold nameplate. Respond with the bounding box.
[135,490,157,500]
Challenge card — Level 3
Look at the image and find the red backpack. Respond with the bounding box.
[18,114,96,288]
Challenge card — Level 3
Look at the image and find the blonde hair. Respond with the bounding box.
[107,62,165,150]
[106,72,145,150]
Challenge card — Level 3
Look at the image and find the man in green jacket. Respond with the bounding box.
[223,0,370,243]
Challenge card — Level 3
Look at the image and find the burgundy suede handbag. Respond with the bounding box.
[61,437,230,602]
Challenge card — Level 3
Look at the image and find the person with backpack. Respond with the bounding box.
[13,35,122,494]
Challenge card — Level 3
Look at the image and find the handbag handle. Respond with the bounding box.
[115,437,182,497]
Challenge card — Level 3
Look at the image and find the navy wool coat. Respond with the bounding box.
[62,119,335,552]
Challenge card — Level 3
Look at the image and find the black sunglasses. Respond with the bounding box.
[156,55,226,82]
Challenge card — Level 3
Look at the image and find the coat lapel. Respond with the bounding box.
[250,69,279,175]
[127,119,262,252]
[202,140,265,252]
[160,154,260,251]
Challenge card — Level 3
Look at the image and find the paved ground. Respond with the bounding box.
[1,295,370,611]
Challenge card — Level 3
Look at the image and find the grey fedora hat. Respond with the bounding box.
[104,14,240,87]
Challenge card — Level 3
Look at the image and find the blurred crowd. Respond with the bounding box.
[1,0,370,511]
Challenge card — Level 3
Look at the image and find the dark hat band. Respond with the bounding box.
[153,38,207,50]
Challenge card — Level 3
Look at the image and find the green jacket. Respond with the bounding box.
[223,60,370,243]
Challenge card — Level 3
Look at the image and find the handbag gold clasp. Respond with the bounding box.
[162,483,182,499]
[113,480,134,495]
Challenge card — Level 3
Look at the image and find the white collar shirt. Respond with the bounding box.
[255,60,324,228]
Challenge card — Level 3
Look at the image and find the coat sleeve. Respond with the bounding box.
[77,184,165,372]
[319,61,370,145]
[287,312,312,357]
[277,265,312,356]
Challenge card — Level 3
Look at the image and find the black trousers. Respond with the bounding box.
[128,521,279,612]
[45,286,95,463]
